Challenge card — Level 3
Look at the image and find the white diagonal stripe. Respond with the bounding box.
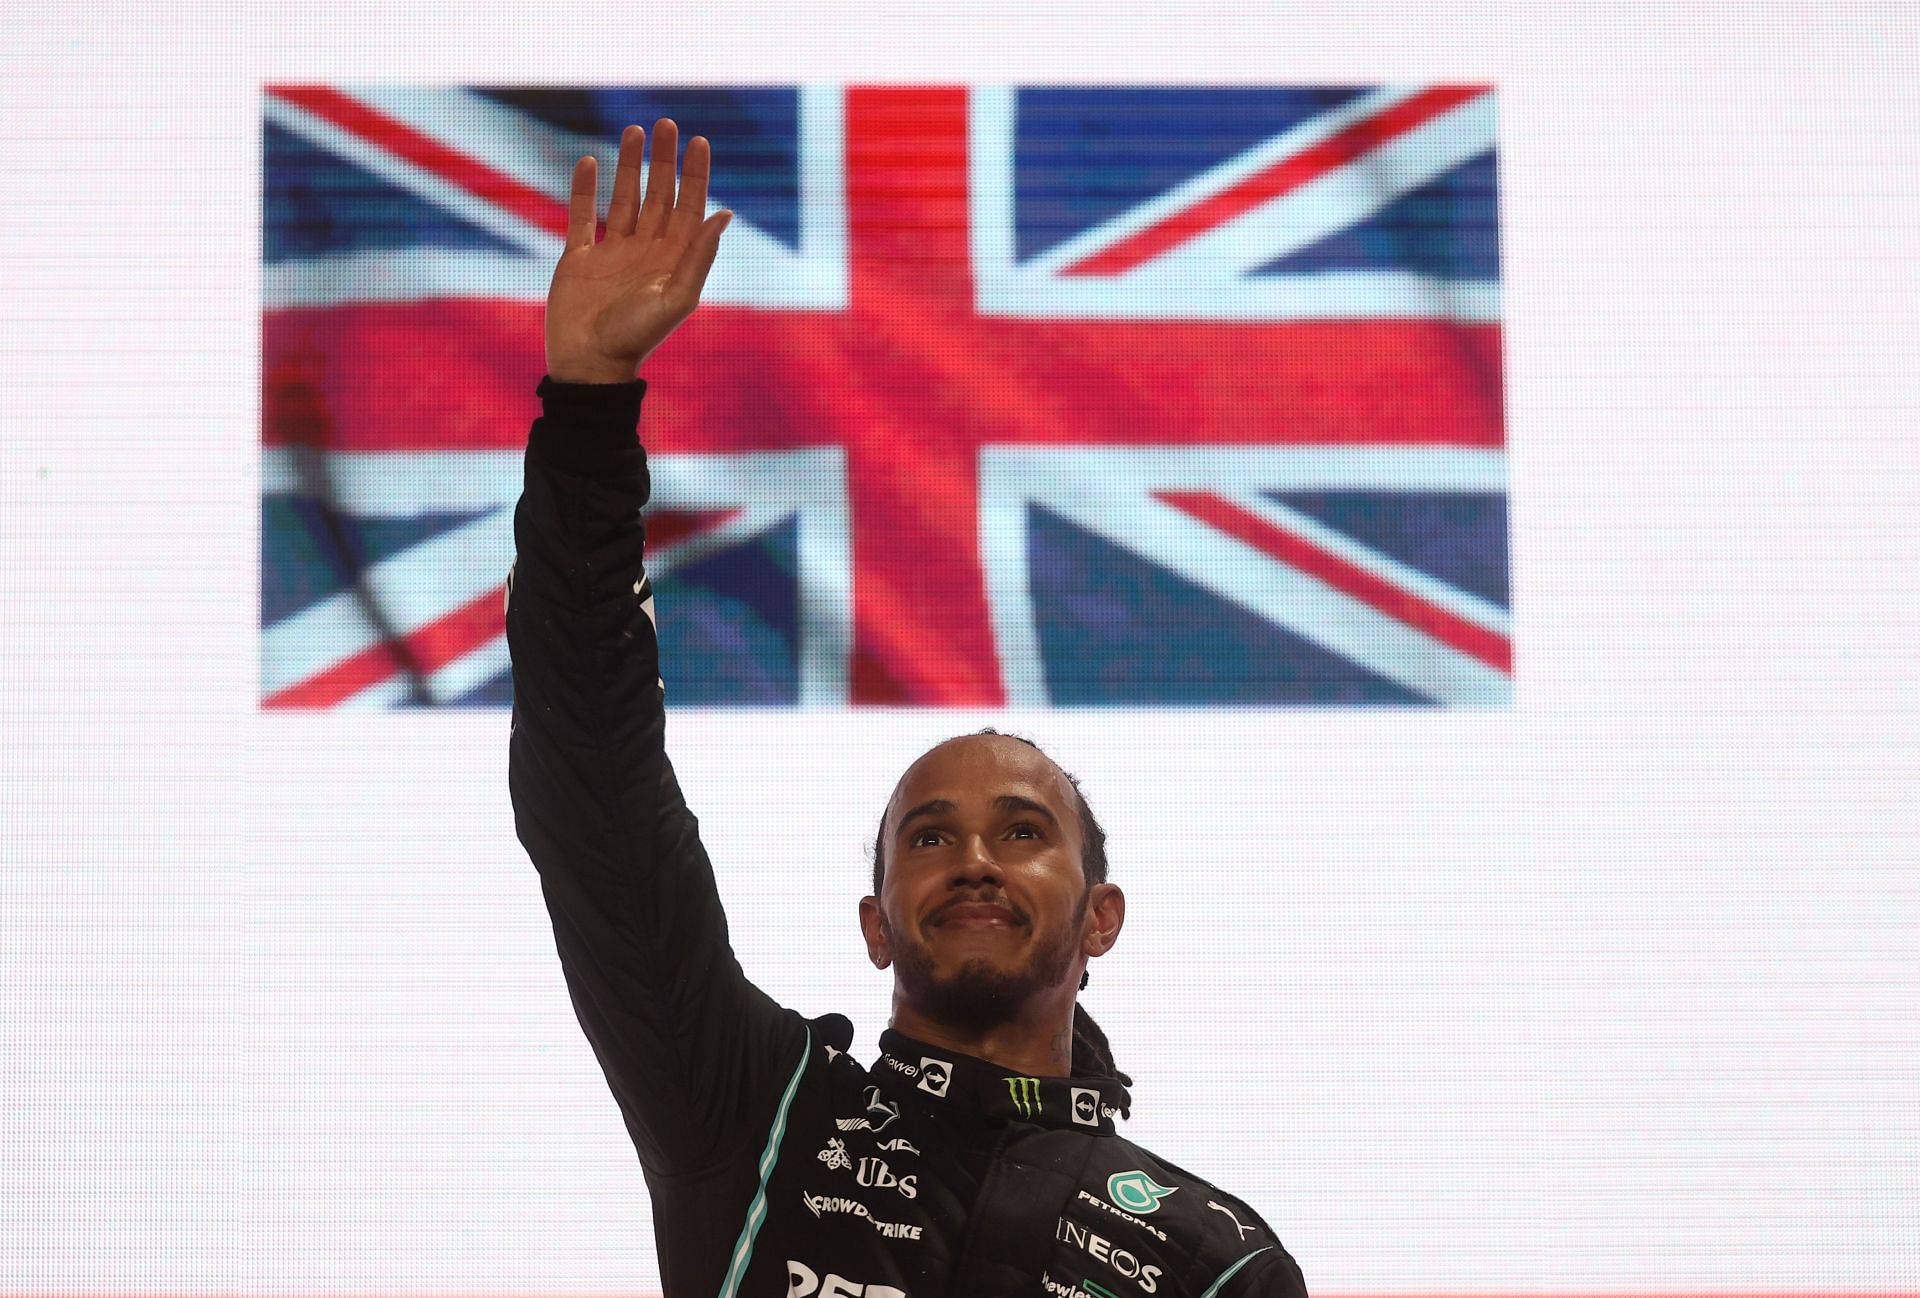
[973,86,1497,323]
[261,508,513,698]
[1008,85,1425,276]
[1133,91,1496,280]
[264,89,556,258]
[980,446,1510,706]
[263,448,852,707]
[263,84,841,312]
[1214,488,1511,636]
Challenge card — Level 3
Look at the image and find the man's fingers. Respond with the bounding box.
[634,117,678,241]
[605,124,644,239]
[565,154,598,252]
[665,135,712,243]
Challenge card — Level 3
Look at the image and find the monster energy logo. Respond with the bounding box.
[1004,1075,1042,1117]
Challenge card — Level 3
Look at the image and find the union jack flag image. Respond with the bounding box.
[262,84,1507,708]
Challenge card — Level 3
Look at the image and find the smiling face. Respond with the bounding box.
[859,734,1119,1037]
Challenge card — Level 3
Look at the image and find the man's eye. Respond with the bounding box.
[1008,823,1041,839]
[910,830,942,847]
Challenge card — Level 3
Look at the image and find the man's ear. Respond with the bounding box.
[1083,883,1125,959]
[858,895,892,970]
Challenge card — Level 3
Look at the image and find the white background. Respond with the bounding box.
[3,2,1918,1294]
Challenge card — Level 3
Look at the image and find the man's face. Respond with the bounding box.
[860,736,1103,1034]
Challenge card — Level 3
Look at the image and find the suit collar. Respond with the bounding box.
[877,1028,1131,1133]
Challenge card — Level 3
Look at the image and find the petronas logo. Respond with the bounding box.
[1107,1169,1177,1215]
[1004,1075,1042,1117]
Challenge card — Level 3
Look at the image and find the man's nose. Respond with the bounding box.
[951,834,1002,881]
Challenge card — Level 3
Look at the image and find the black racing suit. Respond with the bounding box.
[506,374,1309,1298]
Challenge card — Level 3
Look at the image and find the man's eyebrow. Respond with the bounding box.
[895,795,1061,834]
[993,795,1060,827]
[896,799,955,834]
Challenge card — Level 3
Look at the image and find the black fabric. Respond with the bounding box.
[508,375,1309,1298]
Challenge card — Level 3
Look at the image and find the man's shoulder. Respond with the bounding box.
[1097,1131,1291,1264]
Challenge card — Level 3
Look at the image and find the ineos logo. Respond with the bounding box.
[1055,1219,1163,1294]
[916,1057,952,1098]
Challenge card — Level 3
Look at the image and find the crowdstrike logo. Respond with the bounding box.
[1071,1086,1101,1125]
[916,1057,952,1098]
[800,1192,924,1241]
[1005,1075,1042,1117]
[1106,1170,1177,1216]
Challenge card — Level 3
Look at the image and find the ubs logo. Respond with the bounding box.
[1071,1086,1101,1126]
[916,1057,952,1098]
[855,1156,919,1199]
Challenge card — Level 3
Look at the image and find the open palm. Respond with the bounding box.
[544,118,734,383]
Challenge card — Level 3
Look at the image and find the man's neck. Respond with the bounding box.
[887,996,1077,1078]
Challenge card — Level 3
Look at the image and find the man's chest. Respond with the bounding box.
[761,1071,1233,1298]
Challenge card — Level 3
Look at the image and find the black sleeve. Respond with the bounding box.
[506,373,806,1178]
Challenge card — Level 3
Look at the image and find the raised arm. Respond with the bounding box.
[507,119,802,1177]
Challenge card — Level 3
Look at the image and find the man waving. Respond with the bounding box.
[509,116,1307,1297]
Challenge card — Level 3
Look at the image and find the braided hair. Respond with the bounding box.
[870,728,1133,1112]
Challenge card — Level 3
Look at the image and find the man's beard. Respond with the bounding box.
[889,889,1090,1037]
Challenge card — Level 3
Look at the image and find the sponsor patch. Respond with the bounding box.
[1071,1086,1102,1126]
[855,1155,919,1199]
[916,1057,952,1098]
[786,1260,907,1298]
[1005,1075,1043,1117]
[816,1137,852,1171]
[800,1192,924,1241]
[1106,1169,1177,1216]
[865,1085,902,1132]
[838,1086,903,1134]
[1055,1218,1163,1294]
[1207,1198,1256,1240]
[1075,1188,1168,1242]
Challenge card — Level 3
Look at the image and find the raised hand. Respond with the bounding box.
[544,118,734,384]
